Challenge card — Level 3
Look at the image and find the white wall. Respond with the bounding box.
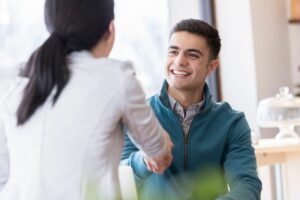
[286,0,300,89]
[215,0,293,135]
[288,25,300,88]
[214,0,258,130]
[251,0,292,100]
[168,0,201,27]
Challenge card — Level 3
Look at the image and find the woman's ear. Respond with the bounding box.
[108,20,115,34]
[106,20,115,44]
[90,20,115,58]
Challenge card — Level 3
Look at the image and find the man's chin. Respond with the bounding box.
[168,82,191,91]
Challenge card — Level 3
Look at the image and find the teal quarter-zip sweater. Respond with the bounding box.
[121,81,262,200]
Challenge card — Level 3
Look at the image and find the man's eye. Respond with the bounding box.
[168,51,178,56]
[188,54,199,59]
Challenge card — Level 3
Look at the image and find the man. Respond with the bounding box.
[121,19,261,200]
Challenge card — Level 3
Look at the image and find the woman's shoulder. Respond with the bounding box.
[94,58,137,79]
[68,51,135,73]
[103,58,134,71]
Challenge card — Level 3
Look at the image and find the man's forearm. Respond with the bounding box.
[121,151,152,181]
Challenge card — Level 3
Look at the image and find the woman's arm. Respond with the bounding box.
[121,62,172,173]
[0,119,9,191]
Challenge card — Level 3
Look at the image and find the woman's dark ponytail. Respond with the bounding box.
[16,0,114,125]
[17,33,70,125]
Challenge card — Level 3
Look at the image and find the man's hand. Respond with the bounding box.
[144,132,173,174]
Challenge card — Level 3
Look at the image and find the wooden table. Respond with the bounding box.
[254,139,300,200]
[254,139,300,166]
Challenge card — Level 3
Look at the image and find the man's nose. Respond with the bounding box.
[174,53,188,66]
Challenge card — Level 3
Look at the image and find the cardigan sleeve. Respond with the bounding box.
[0,116,9,192]
[120,61,167,159]
[0,78,19,192]
[217,115,262,200]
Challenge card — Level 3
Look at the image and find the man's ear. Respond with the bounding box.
[207,59,219,76]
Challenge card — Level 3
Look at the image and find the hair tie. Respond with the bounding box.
[51,32,65,43]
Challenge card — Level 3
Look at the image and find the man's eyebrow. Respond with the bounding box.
[168,46,179,50]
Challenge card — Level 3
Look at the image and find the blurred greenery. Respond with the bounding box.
[135,167,227,200]
[190,168,227,200]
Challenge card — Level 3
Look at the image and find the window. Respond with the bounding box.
[0,0,169,97]
[0,0,47,92]
[111,0,169,97]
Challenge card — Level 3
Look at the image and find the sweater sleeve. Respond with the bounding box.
[217,115,262,200]
[120,132,153,182]
[121,61,167,159]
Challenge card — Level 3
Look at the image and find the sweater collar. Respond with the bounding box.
[158,80,212,111]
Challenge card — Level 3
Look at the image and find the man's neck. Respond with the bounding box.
[167,86,204,111]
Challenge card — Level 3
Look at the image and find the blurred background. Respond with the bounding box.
[1,0,300,199]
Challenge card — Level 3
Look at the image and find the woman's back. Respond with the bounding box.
[0,51,156,200]
[0,0,174,199]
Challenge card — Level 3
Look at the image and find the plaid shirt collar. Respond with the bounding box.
[168,93,205,118]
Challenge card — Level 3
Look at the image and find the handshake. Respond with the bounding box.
[143,132,174,174]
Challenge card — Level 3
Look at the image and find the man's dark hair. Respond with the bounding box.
[170,19,221,60]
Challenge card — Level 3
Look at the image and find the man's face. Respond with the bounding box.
[165,31,218,93]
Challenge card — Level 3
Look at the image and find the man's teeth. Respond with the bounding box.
[172,70,189,76]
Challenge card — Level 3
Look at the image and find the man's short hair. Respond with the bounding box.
[170,19,221,60]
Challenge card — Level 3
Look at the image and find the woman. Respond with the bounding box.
[0,0,173,199]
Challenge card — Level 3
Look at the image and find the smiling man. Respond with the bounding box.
[121,19,262,200]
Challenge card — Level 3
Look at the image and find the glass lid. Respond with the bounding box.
[257,87,300,127]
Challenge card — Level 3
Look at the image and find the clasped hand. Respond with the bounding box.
[144,132,173,174]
